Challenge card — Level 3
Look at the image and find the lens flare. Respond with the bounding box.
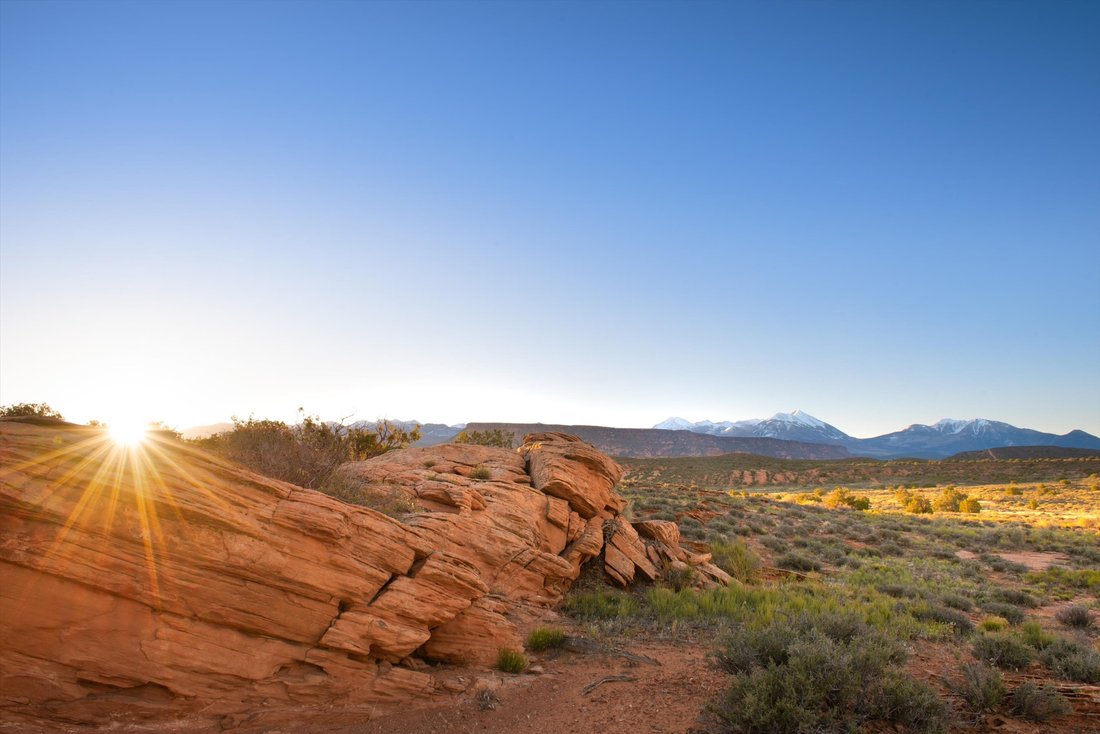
[109,420,148,446]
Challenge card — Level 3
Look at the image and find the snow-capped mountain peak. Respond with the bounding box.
[654,417,696,431]
[653,410,850,442]
[931,418,997,435]
[768,410,828,429]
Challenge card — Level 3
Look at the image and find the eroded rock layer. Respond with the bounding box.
[0,423,725,732]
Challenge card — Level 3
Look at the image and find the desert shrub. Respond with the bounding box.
[760,535,786,552]
[1054,604,1093,628]
[496,648,527,673]
[959,498,982,513]
[1005,485,1023,496]
[822,488,871,511]
[866,669,950,732]
[879,583,920,599]
[979,616,1009,632]
[952,662,1006,714]
[0,402,64,419]
[194,412,419,488]
[980,601,1025,625]
[911,604,975,636]
[1009,681,1071,722]
[454,429,515,448]
[1039,637,1100,683]
[709,539,761,583]
[1018,620,1055,650]
[972,633,1033,670]
[941,593,974,611]
[992,588,1038,608]
[713,613,945,733]
[933,487,969,513]
[906,496,934,514]
[526,626,566,652]
[469,465,492,480]
[775,552,821,573]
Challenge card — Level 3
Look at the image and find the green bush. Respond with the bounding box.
[911,603,975,636]
[972,633,1033,670]
[822,488,871,511]
[1010,681,1071,722]
[713,613,945,734]
[526,626,566,652]
[496,648,527,673]
[941,593,974,611]
[980,601,1025,625]
[992,588,1038,608]
[1018,620,1054,650]
[1054,604,1093,628]
[979,616,1009,632]
[952,662,1006,713]
[959,498,982,513]
[1039,637,1100,683]
[775,552,821,573]
[933,487,968,513]
[709,538,761,583]
[906,496,934,514]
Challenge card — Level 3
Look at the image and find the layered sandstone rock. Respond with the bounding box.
[0,421,725,732]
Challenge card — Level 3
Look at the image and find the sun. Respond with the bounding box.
[108,419,148,447]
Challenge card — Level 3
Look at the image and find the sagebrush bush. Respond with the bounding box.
[1054,604,1093,628]
[1039,637,1100,683]
[911,603,975,636]
[992,588,1038,608]
[775,552,821,573]
[526,626,566,652]
[941,593,974,611]
[1010,680,1071,722]
[713,612,945,734]
[972,633,1033,670]
[496,648,527,673]
[980,601,1025,625]
[953,662,1006,714]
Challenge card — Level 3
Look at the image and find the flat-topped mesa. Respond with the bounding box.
[0,423,727,732]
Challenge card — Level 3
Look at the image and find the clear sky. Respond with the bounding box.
[1,0,1098,438]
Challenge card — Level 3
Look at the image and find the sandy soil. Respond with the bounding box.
[353,638,726,734]
[954,550,1069,570]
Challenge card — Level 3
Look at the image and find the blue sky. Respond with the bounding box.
[1,0,1097,437]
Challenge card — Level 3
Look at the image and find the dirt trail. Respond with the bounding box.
[353,639,725,734]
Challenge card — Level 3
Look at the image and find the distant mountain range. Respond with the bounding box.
[460,423,850,459]
[653,411,1100,459]
[179,411,1100,461]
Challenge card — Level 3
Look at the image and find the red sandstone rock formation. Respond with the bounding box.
[0,421,727,732]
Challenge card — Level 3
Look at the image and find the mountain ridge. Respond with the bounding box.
[653,412,1100,459]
